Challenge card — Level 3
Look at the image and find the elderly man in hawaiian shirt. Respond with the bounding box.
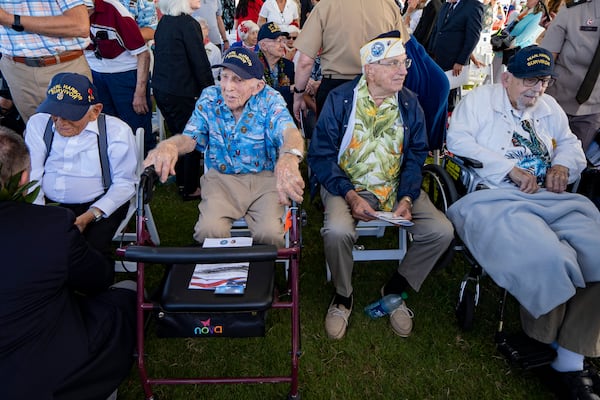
[144,47,304,248]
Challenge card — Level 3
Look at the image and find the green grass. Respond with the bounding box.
[115,179,583,400]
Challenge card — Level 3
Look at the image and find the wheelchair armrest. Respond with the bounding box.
[122,244,279,264]
[454,155,483,169]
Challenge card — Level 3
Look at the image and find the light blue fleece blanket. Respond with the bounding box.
[447,188,600,318]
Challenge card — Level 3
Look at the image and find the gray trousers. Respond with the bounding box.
[321,187,454,298]
[521,281,600,357]
[568,112,600,153]
[193,169,285,248]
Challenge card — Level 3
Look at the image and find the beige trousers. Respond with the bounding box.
[0,55,92,123]
[521,282,600,357]
[320,188,454,298]
[193,169,285,248]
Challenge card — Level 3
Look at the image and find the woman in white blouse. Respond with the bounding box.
[257,0,299,32]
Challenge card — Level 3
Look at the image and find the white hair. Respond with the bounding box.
[159,0,193,16]
[196,16,209,30]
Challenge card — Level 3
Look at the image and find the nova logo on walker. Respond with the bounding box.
[193,318,224,335]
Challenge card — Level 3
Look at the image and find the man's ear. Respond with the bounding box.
[253,79,266,95]
[18,169,30,186]
[501,71,511,88]
[88,104,104,121]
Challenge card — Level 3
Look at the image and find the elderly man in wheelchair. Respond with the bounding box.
[446,45,600,400]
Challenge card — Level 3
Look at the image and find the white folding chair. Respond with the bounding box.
[229,208,294,278]
[325,221,409,281]
[113,127,160,272]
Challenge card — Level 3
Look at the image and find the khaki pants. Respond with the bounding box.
[193,169,285,248]
[320,188,454,298]
[0,55,92,123]
[521,282,600,357]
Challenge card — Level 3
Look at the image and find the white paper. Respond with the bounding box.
[367,211,414,227]
[202,237,253,248]
[445,65,471,90]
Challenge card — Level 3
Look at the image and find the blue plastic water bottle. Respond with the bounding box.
[364,294,404,319]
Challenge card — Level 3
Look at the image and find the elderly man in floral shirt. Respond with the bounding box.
[144,47,304,248]
[308,31,453,340]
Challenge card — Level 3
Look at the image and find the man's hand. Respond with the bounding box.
[132,91,149,115]
[508,167,540,193]
[345,190,377,222]
[392,197,413,220]
[452,63,464,77]
[143,141,179,182]
[545,165,569,193]
[74,210,96,232]
[293,92,307,122]
[275,154,305,205]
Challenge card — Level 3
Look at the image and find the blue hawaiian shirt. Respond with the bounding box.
[183,85,296,174]
[120,0,158,29]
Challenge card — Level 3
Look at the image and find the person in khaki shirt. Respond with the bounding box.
[541,0,600,152]
[292,0,405,118]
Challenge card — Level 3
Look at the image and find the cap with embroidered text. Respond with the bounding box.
[257,21,289,41]
[506,45,558,79]
[37,73,100,121]
[213,47,264,80]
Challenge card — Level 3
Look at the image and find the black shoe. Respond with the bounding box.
[181,193,202,201]
[584,362,600,394]
[559,369,600,400]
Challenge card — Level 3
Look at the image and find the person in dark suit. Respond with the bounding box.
[428,0,484,109]
[412,0,443,50]
[0,127,137,400]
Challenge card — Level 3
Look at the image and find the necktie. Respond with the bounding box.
[444,2,456,23]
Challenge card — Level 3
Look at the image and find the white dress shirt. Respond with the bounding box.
[25,113,138,217]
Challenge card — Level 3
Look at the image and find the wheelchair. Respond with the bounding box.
[421,153,559,370]
[116,167,303,400]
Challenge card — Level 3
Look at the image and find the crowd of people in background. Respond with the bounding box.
[0,0,599,398]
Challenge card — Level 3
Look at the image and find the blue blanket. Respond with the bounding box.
[447,188,600,318]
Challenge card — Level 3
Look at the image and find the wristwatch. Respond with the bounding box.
[12,15,24,32]
[293,86,305,94]
[89,207,103,222]
[282,148,304,162]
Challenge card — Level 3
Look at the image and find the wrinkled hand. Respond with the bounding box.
[143,142,179,183]
[508,167,540,193]
[306,79,320,96]
[545,165,569,193]
[392,198,413,221]
[345,190,377,222]
[293,92,307,121]
[275,155,305,205]
[452,63,463,77]
[132,92,149,115]
[74,211,95,232]
[472,57,485,69]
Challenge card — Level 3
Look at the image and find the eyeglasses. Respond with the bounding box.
[371,58,412,69]
[522,77,555,87]
[289,36,298,40]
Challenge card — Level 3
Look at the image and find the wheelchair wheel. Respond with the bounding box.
[456,288,475,331]
[421,163,459,213]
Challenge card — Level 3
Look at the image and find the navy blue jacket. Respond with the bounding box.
[428,0,484,71]
[307,77,429,203]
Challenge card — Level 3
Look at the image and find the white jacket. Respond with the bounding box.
[447,83,587,190]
